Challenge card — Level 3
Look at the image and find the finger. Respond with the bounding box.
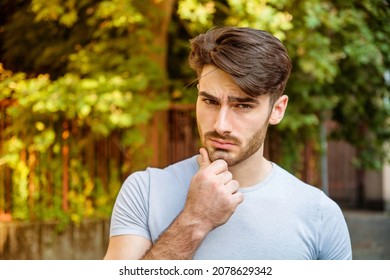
[233,192,244,205]
[199,147,211,168]
[199,147,228,174]
[225,179,240,194]
[219,170,233,185]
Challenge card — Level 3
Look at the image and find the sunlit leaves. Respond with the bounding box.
[175,0,390,171]
[95,0,144,28]
[0,0,172,224]
[31,0,78,27]
[1,0,389,223]
[226,0,293,40]
[178,0,216,32]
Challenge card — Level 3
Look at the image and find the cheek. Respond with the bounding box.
[196,108,206,136]
[196,106,212,130]
[241,118,267,140]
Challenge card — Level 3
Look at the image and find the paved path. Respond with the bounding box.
[344,210,390,260]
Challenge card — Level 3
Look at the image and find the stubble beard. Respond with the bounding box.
[201,122,269,166]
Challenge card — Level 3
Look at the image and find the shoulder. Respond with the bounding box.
[271,164,352,259]
[316,194,352,259]
[270,163,341,217]
[161,155,199,175]
[271,163,324,198]
[121,155,199,193]
[147,155,199,185]
[110,156,199,238]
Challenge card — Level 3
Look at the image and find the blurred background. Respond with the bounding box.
[0,0,389,260]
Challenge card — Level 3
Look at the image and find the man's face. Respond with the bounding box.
[196,65,274,166]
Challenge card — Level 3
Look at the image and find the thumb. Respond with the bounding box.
[199,147,211,168]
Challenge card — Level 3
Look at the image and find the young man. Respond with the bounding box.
[104,26,352,260]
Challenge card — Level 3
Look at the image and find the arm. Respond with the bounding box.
[142,148,244,259]
[105,148,243,260]
[104,212,210,260]
[318,194,352,260]
[104,235,152,260]
[142,212,210,259]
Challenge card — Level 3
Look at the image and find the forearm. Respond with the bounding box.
[142,212,211,260]
[142,150,243,259]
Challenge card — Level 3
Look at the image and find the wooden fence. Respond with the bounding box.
[0,102,200,222]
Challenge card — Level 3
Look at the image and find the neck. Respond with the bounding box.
[228,147,272,188]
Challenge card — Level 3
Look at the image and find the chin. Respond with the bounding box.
[208,149,239,166]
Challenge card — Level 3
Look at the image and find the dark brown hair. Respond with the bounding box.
[189,26,292,103]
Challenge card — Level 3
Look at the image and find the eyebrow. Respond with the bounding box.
[199,91,259,104]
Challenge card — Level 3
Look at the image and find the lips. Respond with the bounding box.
[209,138,236,150]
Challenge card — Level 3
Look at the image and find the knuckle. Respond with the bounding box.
[215,159,228,169]
[229,179,239,189]
[224,171,233,180]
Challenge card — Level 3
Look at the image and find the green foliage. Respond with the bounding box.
[0,63,168,223]
[178,0,216,32]
[0,0,169,224]
[174,0,390,173]
[1,0,389,224]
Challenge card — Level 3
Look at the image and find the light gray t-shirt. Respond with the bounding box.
[110,156,352,260]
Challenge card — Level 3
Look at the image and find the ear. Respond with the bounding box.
[269,95,288,125]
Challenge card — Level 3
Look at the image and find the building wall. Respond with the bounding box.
[383,164,390,212]
[364,169,384,209]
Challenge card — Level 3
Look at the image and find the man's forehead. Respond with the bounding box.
[198,67,246,95]
[199,65,220,79]
[197,64,267,103]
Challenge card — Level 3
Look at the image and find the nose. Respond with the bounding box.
[213,106,232,135]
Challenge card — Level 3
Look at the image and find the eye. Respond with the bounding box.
[235,104,253,110]
[203,99,219,106]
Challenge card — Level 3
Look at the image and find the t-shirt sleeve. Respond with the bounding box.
[109,171,151,240]
[317,193,353,260]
